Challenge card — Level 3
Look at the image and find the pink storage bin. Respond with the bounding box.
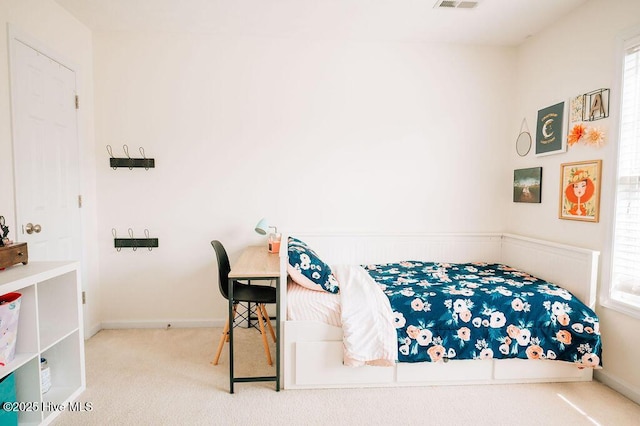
[0,293,21,366]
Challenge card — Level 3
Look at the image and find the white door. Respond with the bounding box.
[9,36,81,261]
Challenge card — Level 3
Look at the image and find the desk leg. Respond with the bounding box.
[276,277,280,391]
[228,278,234,394]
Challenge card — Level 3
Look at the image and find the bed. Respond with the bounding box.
[278,233,601,389]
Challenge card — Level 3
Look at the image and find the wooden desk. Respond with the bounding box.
[228,245,280,393]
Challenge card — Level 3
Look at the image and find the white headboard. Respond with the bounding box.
[500,234,599,309]
[286,233,503,264]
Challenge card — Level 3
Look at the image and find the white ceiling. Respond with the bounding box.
[55,0,588,46]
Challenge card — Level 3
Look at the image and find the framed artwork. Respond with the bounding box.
[559,160,602,222]
[569,95,584,123]
[583,88,610,121]
[536,102,566,156]
[513,167,542,203]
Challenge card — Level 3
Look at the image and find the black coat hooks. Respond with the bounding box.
[107,144,155,170]
[112,228,159,251]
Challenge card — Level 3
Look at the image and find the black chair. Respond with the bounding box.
[211,240,276,365]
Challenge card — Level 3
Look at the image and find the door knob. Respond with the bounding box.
[25,223,42,234]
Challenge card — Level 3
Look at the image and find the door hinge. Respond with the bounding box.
[75,94,79,109]
[82,291,86,305]
[78,195,82,208]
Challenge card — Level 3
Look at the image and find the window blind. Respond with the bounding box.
[611,37,640,306]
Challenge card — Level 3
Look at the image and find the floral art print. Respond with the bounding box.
[559,160,602,222]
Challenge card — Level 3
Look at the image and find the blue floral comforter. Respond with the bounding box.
[363,261,602,367]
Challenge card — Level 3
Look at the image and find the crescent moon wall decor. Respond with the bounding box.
[536,101,566,156]
[542,119,554,138]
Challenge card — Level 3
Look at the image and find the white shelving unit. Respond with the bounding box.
[0,262,85,425]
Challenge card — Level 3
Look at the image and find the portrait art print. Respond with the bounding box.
[536,102,566,156]
[559,160,602,222]
[513,167,542,203]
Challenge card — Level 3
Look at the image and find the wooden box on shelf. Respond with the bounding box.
[0,243,28,270]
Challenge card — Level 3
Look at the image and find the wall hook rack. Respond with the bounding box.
[112,228,158,251]
[107,144,155,170]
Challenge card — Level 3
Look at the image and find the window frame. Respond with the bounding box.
[602,26,640,320]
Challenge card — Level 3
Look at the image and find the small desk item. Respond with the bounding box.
[0,243,28,270]
[228,245,280,393]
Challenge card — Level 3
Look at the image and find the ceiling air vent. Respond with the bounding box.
[433,1,479,9]
[457,1,479,8]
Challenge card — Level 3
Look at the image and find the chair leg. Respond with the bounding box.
[260,304,276,342]
[212,304,237,365]
[255,304,273,366]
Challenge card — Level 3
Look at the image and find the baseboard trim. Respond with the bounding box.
[594,369,640,405]
[100,319,225,330]
[86,322,102,339]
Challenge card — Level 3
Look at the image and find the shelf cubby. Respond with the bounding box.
[0,261,85,425]
[37,271,80,351]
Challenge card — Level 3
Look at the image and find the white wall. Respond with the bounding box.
[509,0,640,403]
[93,32,515,326]
[6,0,638,406]
[0,0,99,335]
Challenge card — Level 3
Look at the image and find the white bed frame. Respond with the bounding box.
[278,233,600,390]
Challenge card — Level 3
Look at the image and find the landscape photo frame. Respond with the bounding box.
[513,167,542,203]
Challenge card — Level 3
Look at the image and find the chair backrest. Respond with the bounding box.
[211,240,231,300]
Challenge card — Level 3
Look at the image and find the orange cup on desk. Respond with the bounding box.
[268,233,281,254]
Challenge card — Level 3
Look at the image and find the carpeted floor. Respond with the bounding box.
[52,327,640,425]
